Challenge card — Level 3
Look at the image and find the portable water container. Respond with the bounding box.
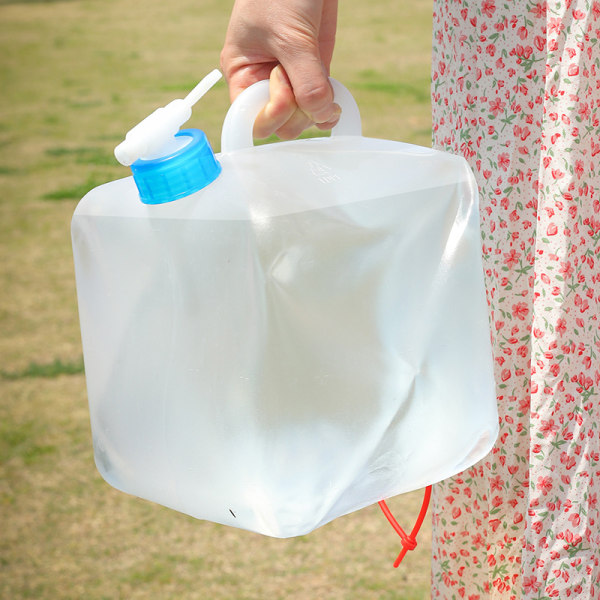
[72,70,498,539]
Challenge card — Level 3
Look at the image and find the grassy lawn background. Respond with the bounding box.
[0,0,434,597]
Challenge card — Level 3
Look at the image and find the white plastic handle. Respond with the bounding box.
[220,78,362,153]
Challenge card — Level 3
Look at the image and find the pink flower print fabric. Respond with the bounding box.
[430,0,600,597]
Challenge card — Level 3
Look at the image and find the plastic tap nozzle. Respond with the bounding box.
[114,69,222,166]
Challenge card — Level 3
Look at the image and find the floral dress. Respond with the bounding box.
[430,0,600,597]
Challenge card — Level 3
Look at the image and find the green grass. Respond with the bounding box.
[0,417,56,465]
[0,357,84,380]
[45,146,115,166]
[0,0,434,597]
[0,165,21,175]
[43,175,109,200]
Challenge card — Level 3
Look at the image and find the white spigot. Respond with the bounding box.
[114,69,222,166]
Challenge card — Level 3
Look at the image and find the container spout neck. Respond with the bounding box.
[114,69,222,166]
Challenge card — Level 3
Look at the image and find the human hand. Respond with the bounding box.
[220,0,341,140]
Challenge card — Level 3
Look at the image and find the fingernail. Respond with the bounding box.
[273,64,288,85]
[311,103,341,125]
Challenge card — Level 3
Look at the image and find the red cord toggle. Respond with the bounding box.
[378,485,432,568]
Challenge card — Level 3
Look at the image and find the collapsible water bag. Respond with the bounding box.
[72,71,498,538]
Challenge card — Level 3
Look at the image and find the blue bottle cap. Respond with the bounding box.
[130,128,221,205]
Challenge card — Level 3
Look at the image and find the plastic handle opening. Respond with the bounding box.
[220,78,362,153]
[378,485,432,568]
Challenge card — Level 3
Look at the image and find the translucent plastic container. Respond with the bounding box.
[72,74,498,538]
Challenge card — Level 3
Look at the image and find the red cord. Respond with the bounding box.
[378,485,432,568]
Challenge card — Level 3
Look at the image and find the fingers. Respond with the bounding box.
[277,49,337,126]
[222,62,275,105]
[252,65,341,140]
[253,66,311,140]
[220,0,341,139]
[277,3,339,126]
